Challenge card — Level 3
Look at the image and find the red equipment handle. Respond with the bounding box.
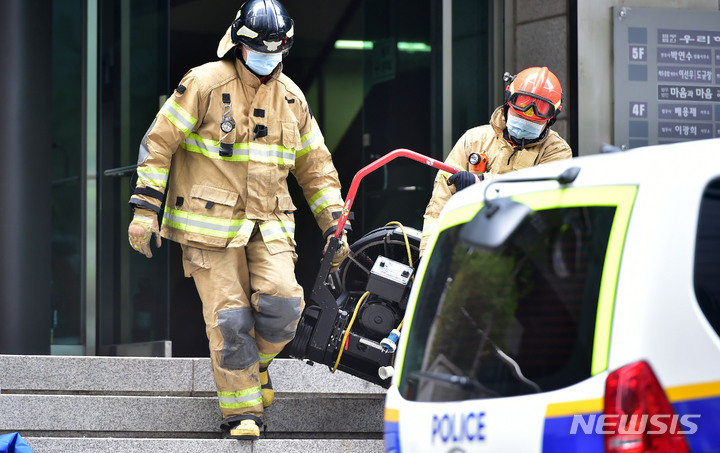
[334,148,460,238]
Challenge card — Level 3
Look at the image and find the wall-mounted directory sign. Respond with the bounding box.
[613,6,720,149]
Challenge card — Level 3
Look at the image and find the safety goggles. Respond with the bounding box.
[508,91,556,120]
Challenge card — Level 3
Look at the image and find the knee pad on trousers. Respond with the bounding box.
[255,294,302,343]
[217,307,258,370]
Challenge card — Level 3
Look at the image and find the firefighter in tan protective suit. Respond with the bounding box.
[420,67,572,254]
[127,0,350,440]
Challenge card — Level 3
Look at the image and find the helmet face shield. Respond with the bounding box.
[508,91,556,120]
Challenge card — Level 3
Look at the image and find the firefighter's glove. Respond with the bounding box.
[323,232,350,273]
[448,171,482,191]
[128,207,162,258]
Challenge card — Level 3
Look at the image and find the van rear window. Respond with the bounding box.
[400,206,616,402]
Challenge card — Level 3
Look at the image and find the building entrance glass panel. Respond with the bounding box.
[49,0,494,357]
[358,0,491,234]
[359,0,436,234]
[51,0,85,352]
[97,0,171,356]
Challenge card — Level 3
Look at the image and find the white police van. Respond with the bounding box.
[384,138,720,452]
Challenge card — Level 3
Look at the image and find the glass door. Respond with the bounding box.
[97,0,171,356]
[357,0,492,234]
[359,0,437,233]
[51,0,85,354]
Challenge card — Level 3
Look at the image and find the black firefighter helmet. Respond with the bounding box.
[217,0,294,58]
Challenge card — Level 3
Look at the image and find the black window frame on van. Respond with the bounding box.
[694,177,720,338]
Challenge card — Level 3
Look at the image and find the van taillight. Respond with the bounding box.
[604,361,690,453]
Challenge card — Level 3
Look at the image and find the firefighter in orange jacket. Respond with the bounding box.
[127,0,349,440]
[420,67,572,254]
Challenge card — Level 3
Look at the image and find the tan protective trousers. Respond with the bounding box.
[181,231,304,422]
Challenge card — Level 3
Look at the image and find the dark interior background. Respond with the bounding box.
[166,0,445,357]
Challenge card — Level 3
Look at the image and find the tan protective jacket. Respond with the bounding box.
[129,58,345,254]
[420,106,572,252]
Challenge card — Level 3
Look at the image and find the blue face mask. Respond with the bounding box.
[506,114,546,141]
[244,49,283,75]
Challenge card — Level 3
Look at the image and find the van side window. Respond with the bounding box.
[694,178,720,337]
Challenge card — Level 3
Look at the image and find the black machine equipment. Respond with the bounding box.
[286,149,459,387]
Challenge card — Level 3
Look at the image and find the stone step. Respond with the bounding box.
[0,355,388,442]
[0,393,384,438]
[23,438,385,453]
[0,355,386,396]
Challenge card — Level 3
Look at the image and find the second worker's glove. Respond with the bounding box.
[128,207,162,258]
[323,231,350,273]
[448,171,483,191]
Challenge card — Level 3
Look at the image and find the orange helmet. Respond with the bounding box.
[504,67,563,122]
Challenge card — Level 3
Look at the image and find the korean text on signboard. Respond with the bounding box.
[613,7,720,149]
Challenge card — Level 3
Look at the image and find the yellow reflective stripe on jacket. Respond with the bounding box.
[137,166,169,188]
[160,99,197,136]
[421,217,439,238]
[182,133,296,165]
[259,351,277,365]
[308,188,343,216]
[217,386,263,409]
[296,128,323,159]
[259,220,295,242]
[163,206,255,239]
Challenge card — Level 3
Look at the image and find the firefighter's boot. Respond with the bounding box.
[260,366,274,408]
[229,418,260,440]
